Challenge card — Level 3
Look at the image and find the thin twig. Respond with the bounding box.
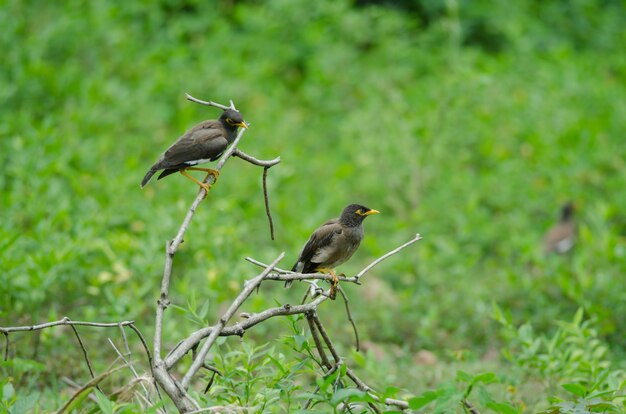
[108,338,154,407]
[303,362,343,410]
[61,377,99,403]
[203,370,218,394]
[263,166,275,240]
[233,148,280,167]
[128,323,166,412]
[2,332,8,361]
[185,93,237,111]
[56,362,126,414]
[0,317,135,333]
[180,253,285,388]
[337,286,360,352]
[463,399,481,414]
[244,257,292,274]
[69,324,103,394]
[355,233,422,280]
[311,314,341,363]
[306,313,332,370]
[119,323,131,356]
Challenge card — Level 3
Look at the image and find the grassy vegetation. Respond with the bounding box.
[2,0,626,412]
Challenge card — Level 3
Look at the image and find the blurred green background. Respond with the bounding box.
[1,0,626,412]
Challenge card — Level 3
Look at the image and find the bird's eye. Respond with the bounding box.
[226,119,234,125]
[355,209,363,216]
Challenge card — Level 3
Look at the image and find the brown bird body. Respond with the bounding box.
[141,109,247,191]
[544,202,576,254]
[289,204,380,299]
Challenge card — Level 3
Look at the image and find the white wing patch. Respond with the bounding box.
[555,237,574,253]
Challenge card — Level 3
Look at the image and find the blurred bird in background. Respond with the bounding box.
[544,202,576,254]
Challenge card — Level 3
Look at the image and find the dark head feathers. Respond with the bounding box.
[560,202,575,222]
[220,109,245,124]
[339,204,380,227]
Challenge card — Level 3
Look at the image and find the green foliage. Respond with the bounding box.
[495,306,626,412]
[2,0,626,411]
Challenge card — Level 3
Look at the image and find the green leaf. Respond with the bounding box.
[64,386,95,412]
[2,382,15,401]
[95,390,115,414]
[588,401,619,412]
[408,390,439,410]
[456,370,473,383]
[293,334,308,350]
[10,393,40,413]
[330,388,367,405]
[486,401,520,414]
[198,299,210,320]
[561,382,587,398]
[471,372,498,385]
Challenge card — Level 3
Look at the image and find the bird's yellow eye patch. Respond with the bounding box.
[355,209,364,216]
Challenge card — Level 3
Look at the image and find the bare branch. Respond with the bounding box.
[69,324,103,394]
[306,313,332,370]
[2,331,8,361]
[244,258,361,283]
[127,322,164,408]
[108,338,155,408]
[180,252,285,388]
[154,124,251,363]
[165,294,328,369]
[185,93,237,111]
[232,149,280,167]
[0,317,135,333]
[355,233,422,280]
[311,314,341,363]
[246,233,423,285]
[262,167,275,240]
[337,286,360,352]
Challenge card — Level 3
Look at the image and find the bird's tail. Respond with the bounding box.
[285,262,301,288]
[141,168,157,188]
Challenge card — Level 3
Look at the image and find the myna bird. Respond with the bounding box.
[288,204,380,299]
[140,109,248,192]
[544,202,576,254]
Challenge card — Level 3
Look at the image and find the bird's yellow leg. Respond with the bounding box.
[186,167,220,182]
[179,170,211,194]
[317,268,338,300]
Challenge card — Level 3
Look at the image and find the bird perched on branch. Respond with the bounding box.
[288,204,380,299]
[141,109,248,192]
[544,202,576,254]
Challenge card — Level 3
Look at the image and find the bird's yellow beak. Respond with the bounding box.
[237,121,249,129]
[364,209,380,216]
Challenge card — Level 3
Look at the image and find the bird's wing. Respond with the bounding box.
[293,219,342,272]
[154,123,228,169]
